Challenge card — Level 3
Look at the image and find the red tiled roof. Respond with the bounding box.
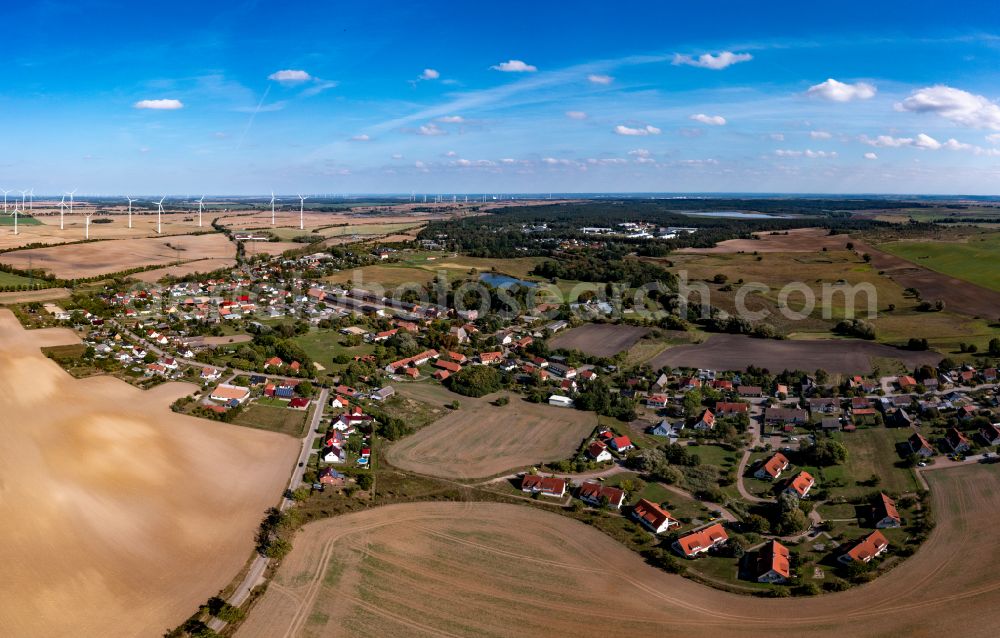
[676,523,728,556]
[759,452,789,479]
[632,499,676,530]
[788,471,814,497]
[758,540,790,579]
[845,530,889,563]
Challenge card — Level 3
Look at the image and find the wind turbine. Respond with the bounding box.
[19,189,28,211]
[125,196,135,229]
[58,195,66,230]
[66,189,77,226]
[28,188,34,210]
[9,205,19,235]
[270,191,276,225]
[1,189,9,213]
[197,195,205,228]
[298,194,308,230]
[155,196,165,234]
[84,210,95,240]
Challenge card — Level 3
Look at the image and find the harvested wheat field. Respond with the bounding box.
[0,232,235,279]
[648,333,941,374]
[131,257,237,282]
[549,323,649,357]
[0,310,298,638]
[677,227,856,254]
[238,465,1000,638]
[0,287,71,304]
[385,387,595,479]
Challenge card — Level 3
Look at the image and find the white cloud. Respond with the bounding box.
[437,115,465,123]
[391,153,404,160]
[806,78,877,102]
[490,59,537,72]
[864,152,878,160]
[860,134,913,148]
[566,110,588,120]
[690,113,726,126]
[268,69,312,83]
[679,158,719,166]
[987,133,1000,145]
[587,74,614,85]
[134,98,183,110]
[614,124,661,136]
[420,68,440,80]
[775,149,837,158]
[914,133,942,150]
[672,51,752,70]
[628,148,651,158]
[769,133,785,141]
[810,130,832,139]
[942,138,973,151]
[417,123,447,136]
[896,85,1000,130]
[444,150,458,157]
[350,134,371,142]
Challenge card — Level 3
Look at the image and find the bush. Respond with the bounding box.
[446,365,502,397]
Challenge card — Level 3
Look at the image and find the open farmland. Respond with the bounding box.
[549,323,649,357]
[237,467,1000,637]
[878,231,1000,293]
[676,227,856,254]
[0,309,299,638]
[385,385,596,478]
[0,232,236,279]
[648,333,941,373]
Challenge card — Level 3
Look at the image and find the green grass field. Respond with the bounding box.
[0,271,37,286]
[292,328,374,371]
[0,215,43,226]
[880,232,1000,293]
[232,403,309,437]
[831,428,918,498]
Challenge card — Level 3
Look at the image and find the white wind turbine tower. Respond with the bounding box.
[9,205,19,235]
[66,189,77,228]
[84,210,95,240]
[1,189,9,213]
[270,191,277,225]
[155,196,165,234]
[297,194,308,230]
[19,189,28,211]
[58,195,66,230]
[125,196,135,229]
[197,195,205,228]
[28,188,34,210]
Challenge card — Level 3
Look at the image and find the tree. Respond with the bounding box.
[297,380,314,397]
[356,473,374,490]
[447,365,503,397]
[804,439,848,466]
[990,338,1000,357]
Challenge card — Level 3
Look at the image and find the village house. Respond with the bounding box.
[587,440,613,462]
[289,397,310,410]
[873,493,902,529]
[784,471,815,498]
[694,409,716,430]
[322,446,347,464]
[839,530,890,564]
[715,401,749,416]
[608,435,634,453]
[318,467,346,486]
[209,384,251,405]
[673,523,729,558]
[945,427,972,454]
[737,385,763,398]
[764,407,808,427]
[521,475,567,498]
[756,540,791,584]
[754,452,790,481]
[979,423,1000,446]
[631,499,680,534]
[200,367,222,381]
[909,432,935,457]
[548,395,574,408]
[678,377,701,392]
[646,394,669,409]
[650,419,683,438]
[370,386,395,402]
[578,481,626,509]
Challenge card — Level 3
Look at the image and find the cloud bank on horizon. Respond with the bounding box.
[4,0,1000,195]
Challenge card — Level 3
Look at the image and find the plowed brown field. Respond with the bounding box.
[238,465,1000,637]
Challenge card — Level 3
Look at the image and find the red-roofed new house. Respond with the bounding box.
[521,475,566,498]
[909,432,935,457]
[694,409,716,430]
[578,481,626,509]
[839,530,890,564]
[673,523,729,558]
[756,540,791,584]
[784,471,815,498]
[715,401,749,416]
[631,499,680,534]
[479,351,503,364]
[873,493,902,528]
[608,435,634,453]
[946,427,972,454]
[264,356,284,369]
[587,440,612,462]
[646,394,669,409]
[754,452,789,481]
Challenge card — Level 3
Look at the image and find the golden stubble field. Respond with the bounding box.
[0,310,299,637]
[238,464,1000,638]
[384,384,596,479]
[0,232,236,279]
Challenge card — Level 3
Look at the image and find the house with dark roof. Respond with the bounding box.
[908,432,935,457]
[979,423,1000,447]
[945,427,971,454]
[632,499,680,534]
[756,540,790,584]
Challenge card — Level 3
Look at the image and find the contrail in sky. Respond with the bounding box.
[237,84,272,150]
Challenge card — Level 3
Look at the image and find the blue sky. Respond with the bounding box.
[5,0,1000,195]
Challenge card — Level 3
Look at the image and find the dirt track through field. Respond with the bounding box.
[855,239,1000,319]
[237,464,1000,637]
[677,227,855,254]
[385,389,595,478]
[648,333,942,373]
[0,310,298,637]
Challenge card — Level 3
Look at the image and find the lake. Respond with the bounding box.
[479,273,538,288]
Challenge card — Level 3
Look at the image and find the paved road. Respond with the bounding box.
[207,388,328,632]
